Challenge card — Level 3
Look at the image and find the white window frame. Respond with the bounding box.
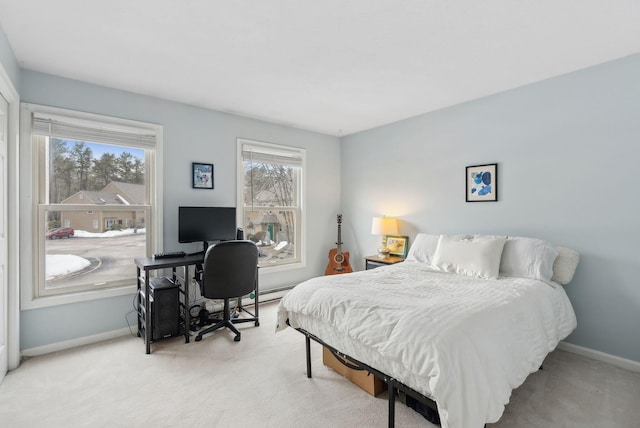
[20,103,163,309]
[237,138,306,273]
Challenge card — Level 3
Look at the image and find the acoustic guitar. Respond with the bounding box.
[325,214,353,275]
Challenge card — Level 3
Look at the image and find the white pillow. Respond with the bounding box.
[431,235,507,279]
[551,246,580,285]
[500,237,558,282]
[405,233,440,263]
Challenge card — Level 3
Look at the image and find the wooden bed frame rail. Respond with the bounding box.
[295,326,440,428]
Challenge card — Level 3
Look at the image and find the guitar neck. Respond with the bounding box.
[335,222,343,253]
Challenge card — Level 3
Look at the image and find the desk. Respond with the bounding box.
[135,254,203,354]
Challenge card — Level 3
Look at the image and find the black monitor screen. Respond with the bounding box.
[178,206,237,244]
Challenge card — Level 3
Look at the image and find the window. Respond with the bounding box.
[24,104,162,299]
[238,139,305,269]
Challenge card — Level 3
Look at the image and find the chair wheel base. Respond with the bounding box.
[255,321,260,327]
[195,335,203,342]
[234,335,241,342]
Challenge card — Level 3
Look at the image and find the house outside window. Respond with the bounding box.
[23,104,162,300]
[238,138,305,270]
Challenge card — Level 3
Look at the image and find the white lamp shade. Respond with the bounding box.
[371,217,399,235]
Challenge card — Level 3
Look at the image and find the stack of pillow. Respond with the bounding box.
[405,233,579,284]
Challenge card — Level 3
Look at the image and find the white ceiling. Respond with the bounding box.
[1,1,639,136]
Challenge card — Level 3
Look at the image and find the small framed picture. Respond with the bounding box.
[466,163,497,202]
[192,162,214,189]
[386,235,409,258]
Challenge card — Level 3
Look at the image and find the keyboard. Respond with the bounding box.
[153,251,186,259]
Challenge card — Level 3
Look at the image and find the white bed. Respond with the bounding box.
[276,234,578,428]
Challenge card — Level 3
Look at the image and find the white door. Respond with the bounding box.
[0,94,8,383]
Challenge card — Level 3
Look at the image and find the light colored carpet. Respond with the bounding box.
[1,300,638,427]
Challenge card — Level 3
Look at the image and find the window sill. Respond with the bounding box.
[22,262,304,310]
[21,284,137,310]
[259,260,306,274]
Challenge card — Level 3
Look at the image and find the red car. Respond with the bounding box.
[46,227,75,239]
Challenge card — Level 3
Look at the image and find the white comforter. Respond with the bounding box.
[276,262,576,428]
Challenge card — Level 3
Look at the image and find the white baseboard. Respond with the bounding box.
[558,341,640,373]
[21,327,135,358]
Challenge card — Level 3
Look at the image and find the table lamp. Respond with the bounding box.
[371,217,398,258]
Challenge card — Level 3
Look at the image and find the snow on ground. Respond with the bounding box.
[46,228,145,280]
[46,254,91,280]
[74,228,145,238]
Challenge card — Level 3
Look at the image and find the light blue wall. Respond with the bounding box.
[19,70,341,350]
[341,54,640,363]
[0,24,19,90]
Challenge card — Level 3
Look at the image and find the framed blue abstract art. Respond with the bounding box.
[466,163,497,202]
[192,162,214,189]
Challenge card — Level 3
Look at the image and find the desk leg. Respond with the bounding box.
[254,271,259,325]
[136,267,142,338]
[144,272,151,354]
[184,265,190,343]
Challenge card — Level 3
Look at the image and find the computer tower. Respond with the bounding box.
[149,277,179,341]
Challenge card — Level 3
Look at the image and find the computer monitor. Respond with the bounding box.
[178,206,237,252]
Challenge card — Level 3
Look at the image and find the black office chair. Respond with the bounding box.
[195,240,260,342]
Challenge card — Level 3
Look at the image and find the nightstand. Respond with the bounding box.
[365,255,405,270]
